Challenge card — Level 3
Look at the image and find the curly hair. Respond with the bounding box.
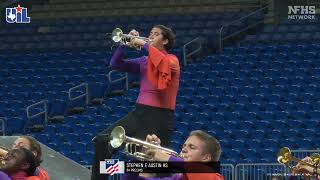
[20,136,42,167]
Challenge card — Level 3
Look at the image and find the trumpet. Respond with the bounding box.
[111,28,152,49]
[110,126,181,161]
[277,147,320,172]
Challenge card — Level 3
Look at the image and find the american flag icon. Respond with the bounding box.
[106,162,119,175]
[100,159,124,175]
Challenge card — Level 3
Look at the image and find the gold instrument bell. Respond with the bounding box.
[0,145,9,168]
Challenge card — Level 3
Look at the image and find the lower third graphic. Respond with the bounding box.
[100,159,124,175]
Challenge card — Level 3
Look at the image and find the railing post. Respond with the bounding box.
[108,70,128,91]
[68,83,89,105]
[182,37,202,66]
[219,2,271,51]
[26,100,48,132]
[219,26,225,52]
[26,100,48,124]
[221,163,234,180]
[235,163,287,180]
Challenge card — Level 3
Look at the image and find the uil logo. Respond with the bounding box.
[6,4,30,23]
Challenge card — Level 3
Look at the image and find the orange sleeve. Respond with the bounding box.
[26,176,41,180]
[37,168,50,180]
[147,45,179,90]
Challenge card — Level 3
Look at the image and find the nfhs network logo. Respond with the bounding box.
[100,159,124,176]
[288,5,316,20]
[6,4,30,23]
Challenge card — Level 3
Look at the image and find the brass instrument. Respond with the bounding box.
[0,146,9,168]
[111,28,152,49]
[0,155,4,168]
[277,147,320,174]
[110,126,181,161]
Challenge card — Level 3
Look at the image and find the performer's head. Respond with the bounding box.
[180,130,221,162]
[148,25,175,51]
[1,148,37,176]
[12,136,42,166]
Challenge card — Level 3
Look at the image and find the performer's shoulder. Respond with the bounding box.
[167,54,179,62]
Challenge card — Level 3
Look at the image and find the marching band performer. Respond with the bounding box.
[91,25,180,180]
[123,130,224,180]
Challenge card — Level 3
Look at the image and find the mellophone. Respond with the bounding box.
[109,126,183,161]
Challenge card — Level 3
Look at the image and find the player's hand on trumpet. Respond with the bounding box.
[126,29,143,49]
[130,38,146,48]
[126,29,138,48]
[127,29,146,49]
[146,134,161,146]
[143,134,170,161]
[128,29,139,36]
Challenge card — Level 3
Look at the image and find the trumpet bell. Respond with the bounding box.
[110,28,152,49]
[110,126,125,148]
[111,28,123,43]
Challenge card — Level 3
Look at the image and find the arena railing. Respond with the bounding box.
[182,37,202,66]
[235,163,289,180]
[26,100,48,132]
[292,149,320,159]
[218,1,271,51]
[108,70,129,93]
[221,163,234,180]
[69,82,89,105]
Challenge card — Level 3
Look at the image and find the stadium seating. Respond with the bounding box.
[9,39,316,165]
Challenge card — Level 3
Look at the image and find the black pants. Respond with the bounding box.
[91,103,174,180]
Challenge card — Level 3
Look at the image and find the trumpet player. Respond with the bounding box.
[91,25,180,180]
[123,130,224,180]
